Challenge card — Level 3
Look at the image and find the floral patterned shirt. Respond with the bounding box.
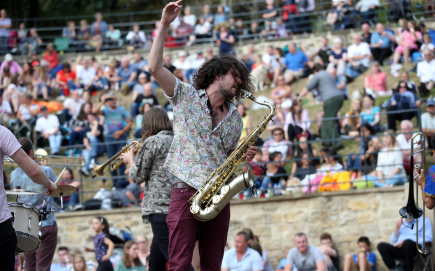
[163,78,243,189]
[94,232,109,262]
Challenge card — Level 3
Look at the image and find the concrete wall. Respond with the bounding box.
[55,187,431,270]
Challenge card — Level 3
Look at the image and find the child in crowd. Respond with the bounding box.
[421,34,434,54]
[114,241,146,271]
[344,237,376,271]
[85,216,115,271]
[245,148,265,179]
[73,254,89,271]
[318,233,339,271]
[318,149,344,175]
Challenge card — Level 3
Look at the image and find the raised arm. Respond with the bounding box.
[148,1,183,97]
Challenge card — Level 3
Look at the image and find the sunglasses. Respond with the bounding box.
[106,98,115,102]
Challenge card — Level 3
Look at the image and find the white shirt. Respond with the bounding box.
[7,83,21,94]
[173,59,191,70]
[356,0,380,12]
[78,66,96,86]
[195,21,211,34]
[417,60,435,83]
[347,42,371,67]
[170,16,181,30]
[63,98,85,118]
[421,43,435,52]
[396,133,417,151]
[262,53,273,66]
[376,146,405,177]
[35,115,61,135]
[18,104,38,120]
[190,57,205,69]
[0,100,12,114]
[126,31,146,43]
[184,14,197,26]
[422,112,435,130]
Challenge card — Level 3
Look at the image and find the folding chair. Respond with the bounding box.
[414,244,433,271]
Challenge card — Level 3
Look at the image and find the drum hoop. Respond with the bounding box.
[8,202,40,216]
[15,231,41,254]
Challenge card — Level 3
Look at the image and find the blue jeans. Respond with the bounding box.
[48,134,63,154]
[62,108,73,122]
[105,134,129,189]
[82,136,105,171]
[259,177,272,191]
[347,153,362,171]
[130,102,139,120]
[362,174,407,187]
[185,69,197,83]
[0,37,8,55]
[69,129,86,146]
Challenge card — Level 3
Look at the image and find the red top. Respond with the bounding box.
[57,70,76,84]
[43,50,59,69]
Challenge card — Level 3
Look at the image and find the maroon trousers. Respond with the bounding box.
[25,222,58,271]
[166,187,230,271]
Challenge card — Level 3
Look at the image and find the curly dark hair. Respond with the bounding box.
[192,56,253,99]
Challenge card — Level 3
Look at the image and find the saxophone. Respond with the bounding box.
[189,90,276,222]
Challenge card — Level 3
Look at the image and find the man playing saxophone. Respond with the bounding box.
[148,1,257,270]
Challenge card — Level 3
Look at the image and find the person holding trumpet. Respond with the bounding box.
[119,107,175,271]
[0,126,57,271]
[416,137,435,209]
[11,138,58,271]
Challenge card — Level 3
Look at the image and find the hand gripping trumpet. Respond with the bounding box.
[399,132,426,254]
[188,90,276,222]
[93,135,147,175]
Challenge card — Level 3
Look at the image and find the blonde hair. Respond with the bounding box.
[384,129,397,147]
[73,254,88,271]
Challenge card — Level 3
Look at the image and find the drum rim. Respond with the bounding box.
[16,231,41,254]
[8,202,40,216]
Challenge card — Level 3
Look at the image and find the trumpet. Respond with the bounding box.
[94,135,147,176]
[399,132,426,254]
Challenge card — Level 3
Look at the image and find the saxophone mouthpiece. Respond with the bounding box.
[241,89,255,101]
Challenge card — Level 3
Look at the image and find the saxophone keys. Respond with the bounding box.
[190,204,200,214]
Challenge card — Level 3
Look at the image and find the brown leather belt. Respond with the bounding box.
[172,182,196,190]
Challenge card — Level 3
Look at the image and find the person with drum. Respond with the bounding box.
[11,137,58,271]
[0,126,57,271]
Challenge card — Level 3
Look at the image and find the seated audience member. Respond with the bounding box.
[51,247,70,271]
[76,19,90,48]
[131,83,159,120]
[55,63,76,96]
[19,62,34,92]
[172,51,191,74]
[20,28,43,56]
[275,18,288,38]
[362,130,406,187]
[326,0,350,30]
[175,17,194,45]
[269,48,287,87]
[285,99,311,141]
[422,97,435,146]
[267,102,286,130]
[386,81,421,131]
[247,22,261,40]
[75,58,97,93]
[114,57,138,94]
[183,6,197,27]
[328,66,347,98]
[305,50,324,75]
[4,75,21,113]
[316,37,332,66]
[342,99,362,135]
[318,149,344,175]
[80,113,105,176]
[260,152,288,191]
[163,55,176,74]
[364,62,387,96]
[62,21,76,40]
[271,76,292,103]
[35,106,62,154]
[417,49,435,97]
[201,4,214,24]
[356,0,379,23]
[131,72,152,103]
[32,62,51,101]
[344,237,376,271]
[396,120,418,174]
[284,43,308,84]
[263,128,292,161]
[293,153,316,180]
[421,34,434,54]
[131,52,148,73]
[398,71,417,93]
[43,43,59,71]
[195,17,211,41]
[237,103,252,142]
[370,23,395,66]
[391,21,422,76]
[63,90,85,121]
[115,241,146,271]
[68,103,91,156]
[221,231,263,271]
[319,233,339,271]
[285,233,325,271]
[263,0,280,29]
[126,24,146,48]
[345,34,370,79]
[378,217,433,271]
[361,23,372,44]
[347,124,380,176]
[0,92,12,126]
[103,59,119,90]
[185,51,205,83]
[360,95,380,132]
[16,93,37,138]
[106,24,121,45]
[0,54,23,75]
[214,5,228,26]
[291,135,319,175]
[328,37,347,75]
[54,167,81,207]
[92,12,108,35]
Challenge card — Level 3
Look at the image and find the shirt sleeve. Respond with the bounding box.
[368,253,376,266]
[391,230,398,244]
[221,251,229,268]
[423,166,435,197]
[252,251,265,270]
[122,107,130,120]
[314,247,326,263]
[286,248,295,265]
[133,138,155,185]
[417,63,422,78]
[165,78,192,107]
[0,126,22,157]
[306,74,319,91]
[302,53,309,63]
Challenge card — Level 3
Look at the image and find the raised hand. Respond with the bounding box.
[161,0,183,26]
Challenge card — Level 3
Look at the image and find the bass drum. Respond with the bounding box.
[8,202,41,254]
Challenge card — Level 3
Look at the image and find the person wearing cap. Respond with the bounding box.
[173,51,191,71]
[422,97,435,149]
[35,106,63,155]
[0,54,23,75]
[0,9,11,55]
